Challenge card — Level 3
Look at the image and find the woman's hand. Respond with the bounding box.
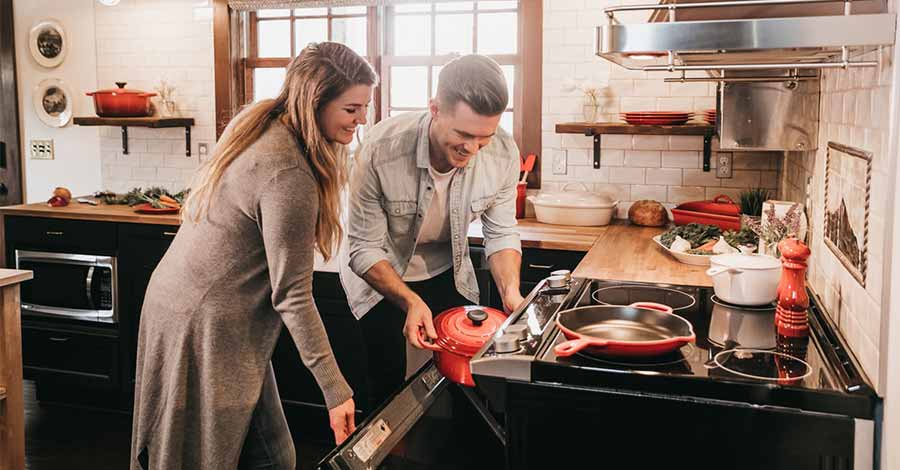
[329,398,356,444]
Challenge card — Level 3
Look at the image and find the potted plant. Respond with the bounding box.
[744,202,802,258]
[739,187,769,228]
[561,79,609,123]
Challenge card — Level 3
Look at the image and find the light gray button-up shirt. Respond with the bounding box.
[339,111,522,319]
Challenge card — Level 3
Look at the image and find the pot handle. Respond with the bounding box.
[712,194,735,205]
[554,337,608,357]
[140,92,158,97]
[416,329,443,352]
[706,266,743,277]
[629,302,674,314]
[562,182,590,192]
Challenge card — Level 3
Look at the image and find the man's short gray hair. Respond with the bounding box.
[436,55,508,117]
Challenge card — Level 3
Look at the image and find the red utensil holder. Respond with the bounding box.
[516,182,527,219]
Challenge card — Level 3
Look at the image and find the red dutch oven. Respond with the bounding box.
[671,194,742,231]
[420,306,507,387]
[86,82,157,117]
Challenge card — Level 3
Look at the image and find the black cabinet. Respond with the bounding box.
[482,247,586,310]
[5,216,117,255]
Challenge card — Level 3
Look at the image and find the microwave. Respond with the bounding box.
[15,250,117,323]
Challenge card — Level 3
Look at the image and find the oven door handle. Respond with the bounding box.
[85,266,95,309]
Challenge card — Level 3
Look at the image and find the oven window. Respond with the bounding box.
[19,261,112,311]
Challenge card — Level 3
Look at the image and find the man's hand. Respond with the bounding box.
[328,397,356,445]
[502,288,526,314]
[404,298,436,349]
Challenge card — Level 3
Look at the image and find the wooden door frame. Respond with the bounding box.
[0,0,23,205]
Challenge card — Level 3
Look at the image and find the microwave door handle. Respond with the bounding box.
[86,266,95,309]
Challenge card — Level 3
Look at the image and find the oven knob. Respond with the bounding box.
[506,324,529,340]
[550,269,571,282]
[547,275,568,289]
[494,333,522,354]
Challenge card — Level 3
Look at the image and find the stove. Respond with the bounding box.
[471,277,878,469]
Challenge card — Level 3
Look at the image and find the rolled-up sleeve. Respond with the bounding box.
[482,143,522,258]
[347,143,390,277]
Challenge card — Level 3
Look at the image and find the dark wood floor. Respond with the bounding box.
[23,380,332,469]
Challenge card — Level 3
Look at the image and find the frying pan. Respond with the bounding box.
[555,302,696,358]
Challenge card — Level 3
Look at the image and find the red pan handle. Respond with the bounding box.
[416,329,443,352]
[554,337,609,357]
[629,302,674,314]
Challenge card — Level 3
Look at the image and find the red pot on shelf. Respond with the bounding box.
[419,306,507,387]
[86,82,156,117]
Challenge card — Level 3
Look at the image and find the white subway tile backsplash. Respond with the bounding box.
[683,169,721,186]
[721,170,762,189]
[609,167,645,184]
[624,150,661,167]
[594,183,630,202]
[599,135,633,150]
[662,151,700,169]
[668,136,704,151]
[631,185,668,201]
[601,149,625,166]
[646,168,683,186]
[632,135,668,151]
[667,186,706,204]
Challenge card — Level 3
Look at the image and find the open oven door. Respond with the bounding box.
[317,361,506,470]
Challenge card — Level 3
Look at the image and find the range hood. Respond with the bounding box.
[596,0,897,76]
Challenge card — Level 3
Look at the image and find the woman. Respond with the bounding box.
[130,42,377,470]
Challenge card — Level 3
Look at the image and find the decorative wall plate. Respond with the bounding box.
[29,19,67,68]
[824,141,872,287]
[32,78,73,128]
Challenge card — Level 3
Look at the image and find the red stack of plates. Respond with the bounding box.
[621,111,693,125]
[703,109,717,125]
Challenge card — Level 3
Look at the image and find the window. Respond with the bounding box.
[216,0,542,185]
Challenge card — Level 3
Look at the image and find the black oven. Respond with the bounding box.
[15,249,117,323]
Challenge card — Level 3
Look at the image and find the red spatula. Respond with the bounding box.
[520,154,536,183]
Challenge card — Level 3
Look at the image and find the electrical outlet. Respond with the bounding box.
[553,149,567,175]
[30,139,54,160]
[716,152,732,178]
[198,142,209,156]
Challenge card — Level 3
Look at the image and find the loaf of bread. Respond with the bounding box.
[628,200,669,226]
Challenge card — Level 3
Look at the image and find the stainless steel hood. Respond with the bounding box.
[596,0,897,74]
[647,0,886,22]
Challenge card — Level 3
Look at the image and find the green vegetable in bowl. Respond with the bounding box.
[659,223,722,249]
[723,227,759,249]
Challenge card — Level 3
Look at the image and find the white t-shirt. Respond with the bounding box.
[403,166,457,281]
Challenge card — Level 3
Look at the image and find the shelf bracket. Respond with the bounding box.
[121,126,129,155]
[185,126,192,157]
[703,130,713,172]
[584,129,601,168]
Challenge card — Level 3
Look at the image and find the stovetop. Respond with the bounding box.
[470,277,877,419]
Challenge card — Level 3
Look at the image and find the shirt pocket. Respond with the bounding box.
[382,200,418,237]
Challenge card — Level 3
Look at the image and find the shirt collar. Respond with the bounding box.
[415,113,432,170]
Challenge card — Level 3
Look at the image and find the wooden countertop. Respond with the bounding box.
[0,199,181,226]
[574,222,713,287]
[0,270,32,289]
[468,218,609,252]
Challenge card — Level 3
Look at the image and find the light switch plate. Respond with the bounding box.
[716,152,733,178]
[553,149,567,175]
[30,139,54,160]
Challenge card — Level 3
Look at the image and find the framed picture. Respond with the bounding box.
[824,141,872,286]
[29,19,67,68]
[32,78,73,128]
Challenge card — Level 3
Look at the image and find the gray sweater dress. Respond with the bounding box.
[130,119,352,469]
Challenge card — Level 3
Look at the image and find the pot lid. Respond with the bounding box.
[711,253,782,270]
[434,306,507,357]
[91,82,152,95]
[531,190,616,209]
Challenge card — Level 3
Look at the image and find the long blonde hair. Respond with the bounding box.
[184,42,377,261]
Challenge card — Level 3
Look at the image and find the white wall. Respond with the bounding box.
[541,0,782,218]
[94,0,216,193]
[13,0,102,203]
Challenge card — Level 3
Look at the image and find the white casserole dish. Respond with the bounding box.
[527,184,618,226]
[706,253,782,306]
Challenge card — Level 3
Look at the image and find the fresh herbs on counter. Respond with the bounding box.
[660,223,759,255]
[99,187,188,209]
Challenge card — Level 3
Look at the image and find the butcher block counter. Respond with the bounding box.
[0,200,180,226]
[574,222,713,287]
[468,218,608,252]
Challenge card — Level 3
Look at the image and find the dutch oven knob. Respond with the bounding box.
[115,82,127,89]
[467,309,488,326]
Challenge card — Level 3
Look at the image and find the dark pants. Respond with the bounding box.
[359,269,472,412]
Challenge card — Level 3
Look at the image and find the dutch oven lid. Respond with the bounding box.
[434,306,507,356]
[531,190,616,209]
[89,82,155,96]
[711,253,782,270]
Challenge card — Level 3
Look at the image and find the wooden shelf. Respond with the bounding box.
[74,116,196,157]
[555,121,716,171]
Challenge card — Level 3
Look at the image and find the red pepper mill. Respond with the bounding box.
[775,238,812,337]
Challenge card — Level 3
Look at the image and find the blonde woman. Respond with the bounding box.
[130,42,377,470]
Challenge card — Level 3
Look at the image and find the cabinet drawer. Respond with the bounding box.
[521,249,585,282]
[22,326,119,387]
[119,223,179,242]
[6,216,117,253]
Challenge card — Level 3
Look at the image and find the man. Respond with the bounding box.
[339,54,524,408]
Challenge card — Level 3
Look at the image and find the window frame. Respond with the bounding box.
[213,0,542,186]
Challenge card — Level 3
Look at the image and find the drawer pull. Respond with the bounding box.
[49,337,71,342]
[528,264,554,270]
[46,231,64,236]
[163,231,177,237]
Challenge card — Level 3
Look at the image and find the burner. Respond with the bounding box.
[708,300,777,350]
[592,285,696,311]
[574,343,695,368]
[713,348,812,383]
[711,295,775,311]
